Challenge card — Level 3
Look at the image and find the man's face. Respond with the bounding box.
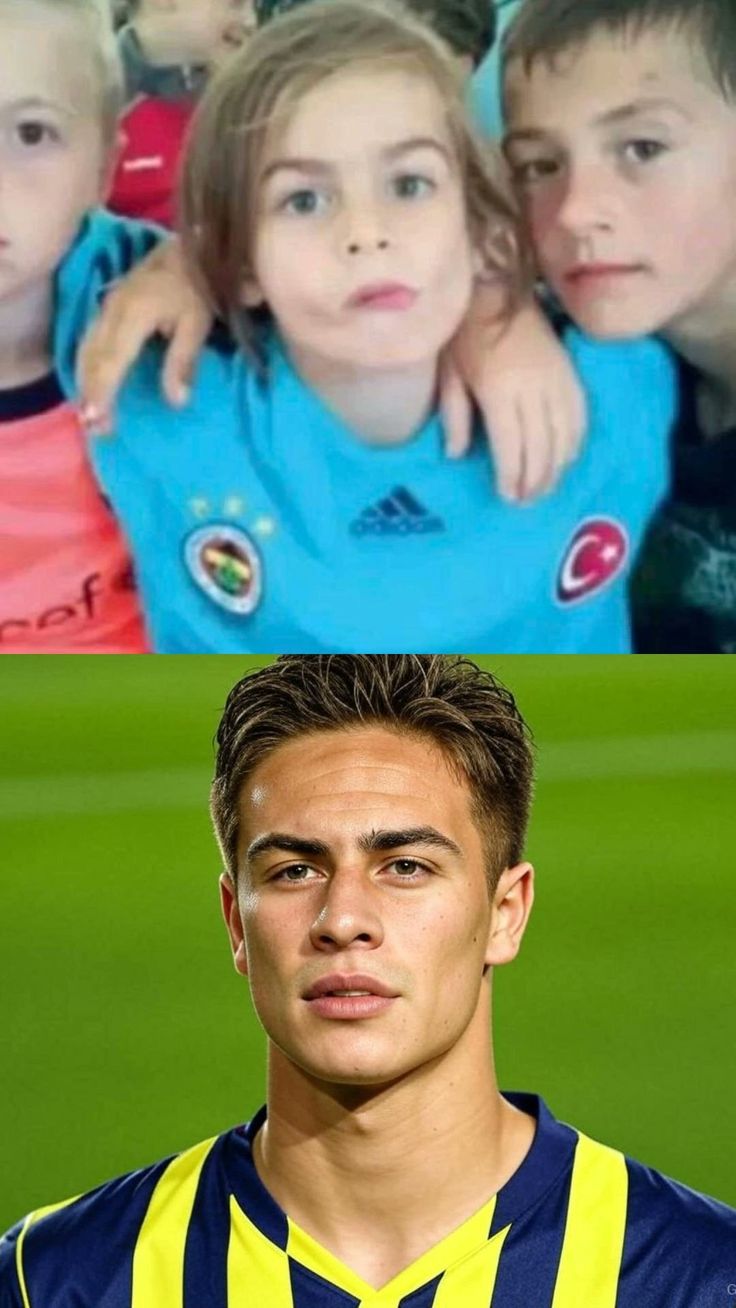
[503,27,736,340]
[0,4,108,311]
[246,66,479,373]
[222,727,513,1090]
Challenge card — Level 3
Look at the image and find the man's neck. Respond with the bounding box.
[0,282,53,390]
[286,343,439,447]
[253,1007,536,1290]
[664,272,736,437]
[130,15,202,70]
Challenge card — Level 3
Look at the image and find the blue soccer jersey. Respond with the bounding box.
[2,1093,735,1308]
[54,211,676,653]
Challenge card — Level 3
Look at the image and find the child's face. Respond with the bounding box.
[503,27,736,340]
[245,66,479,372]
[170,0,254,65]
[0,4,108,311]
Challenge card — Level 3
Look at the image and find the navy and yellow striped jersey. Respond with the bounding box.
[2,1093,735,1308]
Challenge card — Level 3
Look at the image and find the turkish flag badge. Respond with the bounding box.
[556,518,629,605]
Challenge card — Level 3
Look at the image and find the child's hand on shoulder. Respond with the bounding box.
[78,239,212,436]
[441,285,587,502]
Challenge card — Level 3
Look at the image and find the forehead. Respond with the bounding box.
[504,24,727,131]
[236,726,476,848]
[265,65,453,161]
[0,3,100,116]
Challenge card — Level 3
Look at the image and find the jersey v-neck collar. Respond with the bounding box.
[223,1092,576,1303]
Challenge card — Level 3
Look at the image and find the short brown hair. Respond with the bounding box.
[180,0,528,361]
[210,655,535,891]
[503,0,736,103]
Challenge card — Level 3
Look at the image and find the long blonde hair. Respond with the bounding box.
[180,0,530,360]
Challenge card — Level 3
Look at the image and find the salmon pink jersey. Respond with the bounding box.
[0,374,149,653]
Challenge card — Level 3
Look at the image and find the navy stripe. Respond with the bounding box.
[183,1135,231,1308]
[488,1161,573,1308]
[615,1156,736,1307]
[224,1114,290,1250]
[398,1272,444,1307]
[21,1155,173,1308]
[490,1096,576,1235]
[379,498,402,519]
[289,1258,361,1308]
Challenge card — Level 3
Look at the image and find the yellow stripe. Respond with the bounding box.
[287,1196,499,1307]
[227,1196,294,1308]
[131,1137,216,1308]
[16,1196,81,1308]
[430,1223,509,1308]
[551,1133,628,1308]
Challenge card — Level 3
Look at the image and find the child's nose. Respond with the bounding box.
[555,162,616,236]
[342,204,391,256]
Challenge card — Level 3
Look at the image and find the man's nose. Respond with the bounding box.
[309,872,383,950]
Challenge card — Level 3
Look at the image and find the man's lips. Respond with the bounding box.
[302,972,399,1000]
[346,282,418,311]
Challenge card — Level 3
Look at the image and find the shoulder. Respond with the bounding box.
[625,1153,736,1244]
[562,326,676,407]
[560,327,678,467]
[1,1136,219,1307]
[620,1153,736,1303]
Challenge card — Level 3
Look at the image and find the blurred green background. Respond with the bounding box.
[1,655,734,1231]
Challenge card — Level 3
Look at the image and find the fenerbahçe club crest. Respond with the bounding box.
[184,524,262,615]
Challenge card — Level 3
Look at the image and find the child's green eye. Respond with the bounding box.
[392,174,435,199]
[622,138,667,164]
[282,189,326,215]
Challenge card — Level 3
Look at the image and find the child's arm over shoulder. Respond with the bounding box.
[53,208,167,390]
[444,281,587,500]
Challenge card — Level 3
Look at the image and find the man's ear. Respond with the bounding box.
[484,861,535,971]
[219,871,249,976]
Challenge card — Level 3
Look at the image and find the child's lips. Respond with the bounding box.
[564,262,646,287]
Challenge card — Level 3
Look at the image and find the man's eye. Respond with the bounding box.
[621,138,667,165]
[389,859,428,879]
[15,121,58,147]
[392,173,435,200]
[273,864,313,882]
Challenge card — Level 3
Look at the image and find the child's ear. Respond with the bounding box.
[240,273,266,308]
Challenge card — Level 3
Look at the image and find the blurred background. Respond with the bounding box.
[1,654,734,1230]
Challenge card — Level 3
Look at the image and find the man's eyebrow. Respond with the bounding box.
[245,833,331,863]
[260,136,452,184]
[357,827,462,856]
[244,825,462,865]
[505,97,690,147]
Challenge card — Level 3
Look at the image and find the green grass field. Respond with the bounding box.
[1,655,734,1231]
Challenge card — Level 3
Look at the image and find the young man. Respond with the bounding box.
[1,655,734,1307]
[109,0,253,226]
[500,0,736,651]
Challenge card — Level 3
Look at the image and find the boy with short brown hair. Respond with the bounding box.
[501,0,736,651]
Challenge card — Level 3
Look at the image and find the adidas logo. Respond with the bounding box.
[350,487,445,537]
